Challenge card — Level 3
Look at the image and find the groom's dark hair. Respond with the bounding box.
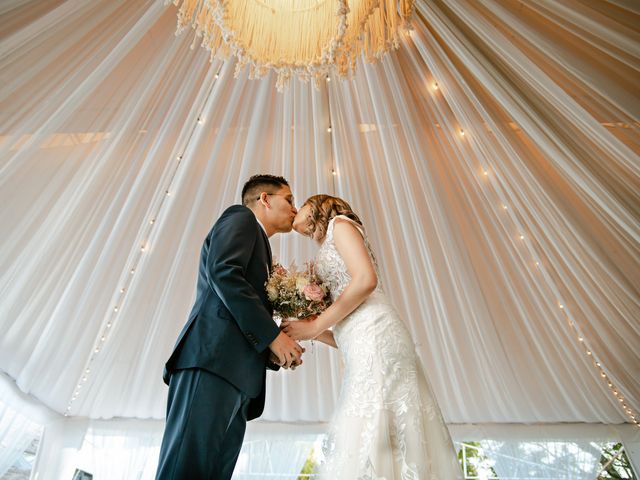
[241,174,289,206]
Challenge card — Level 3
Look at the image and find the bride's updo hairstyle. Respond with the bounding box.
[302,195,363,240]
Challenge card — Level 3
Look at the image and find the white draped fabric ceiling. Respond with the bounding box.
[0,0,639,475]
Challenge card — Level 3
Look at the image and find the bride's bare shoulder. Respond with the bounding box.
[332,217,366,242]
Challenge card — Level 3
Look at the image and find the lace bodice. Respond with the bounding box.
[314,215,384,302]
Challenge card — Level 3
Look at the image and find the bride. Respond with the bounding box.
[282,194,463,479]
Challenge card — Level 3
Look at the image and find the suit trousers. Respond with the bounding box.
[155,368,250,480]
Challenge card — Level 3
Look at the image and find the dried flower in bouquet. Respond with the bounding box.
[265,261,332,320]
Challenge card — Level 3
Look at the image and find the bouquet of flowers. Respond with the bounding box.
[265,261,332,320]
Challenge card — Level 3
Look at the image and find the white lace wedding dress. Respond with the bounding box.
[314,215,463,480]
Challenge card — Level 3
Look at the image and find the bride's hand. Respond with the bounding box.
[281,316,319,341]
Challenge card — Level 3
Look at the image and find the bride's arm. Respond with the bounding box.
[316,329,337,348]
[283,218,377,341]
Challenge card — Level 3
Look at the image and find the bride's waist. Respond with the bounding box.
[333,291,396,333]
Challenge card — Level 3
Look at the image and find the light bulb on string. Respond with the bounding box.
[484,160,640,429]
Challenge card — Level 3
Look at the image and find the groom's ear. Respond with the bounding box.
[258,192,271,208]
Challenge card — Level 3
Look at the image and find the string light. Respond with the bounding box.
[426,74,636,426]
[325,73,337,195]
[450,95,640,428]
[558,292,638,427]
[65,64,225,416]
[326,75,331,82]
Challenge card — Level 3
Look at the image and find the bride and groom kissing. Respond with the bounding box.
[156,174,463,479]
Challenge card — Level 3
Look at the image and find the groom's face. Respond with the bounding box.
[264,185,297,232]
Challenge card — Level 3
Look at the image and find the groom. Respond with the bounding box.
[156,174,304,479]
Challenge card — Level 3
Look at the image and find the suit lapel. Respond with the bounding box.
[260,228,273,273]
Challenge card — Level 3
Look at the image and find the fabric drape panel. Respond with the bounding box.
[73,421,163,480]
[480,440,606,479]
[27,414,322,480]
[0,0,638,441]
[0,401,42,476]
[451,423,640,478]
[411,0,639,419]
[232,423,321,479]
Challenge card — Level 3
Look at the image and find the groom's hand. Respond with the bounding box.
[269,351,303,370]
[269,331,304,369]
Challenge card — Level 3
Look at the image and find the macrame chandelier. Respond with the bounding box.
[172,0,415,88]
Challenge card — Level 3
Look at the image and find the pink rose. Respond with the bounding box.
[303,283,325,302]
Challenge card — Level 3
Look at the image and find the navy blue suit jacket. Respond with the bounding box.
[163,205,281,420]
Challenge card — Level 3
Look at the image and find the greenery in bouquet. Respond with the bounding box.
[265,261,332,319]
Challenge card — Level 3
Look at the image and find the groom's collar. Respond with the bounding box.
[253,214,268,237]
[251,211,273,272]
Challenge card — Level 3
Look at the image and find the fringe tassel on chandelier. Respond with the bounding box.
[170,0,414,90]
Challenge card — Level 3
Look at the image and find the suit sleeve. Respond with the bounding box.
[206,210,281,353]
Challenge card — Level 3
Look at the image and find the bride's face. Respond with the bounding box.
[292,204,312,236]
[293,204,324,241]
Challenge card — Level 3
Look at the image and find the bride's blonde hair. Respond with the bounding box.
[301,195,363,240]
